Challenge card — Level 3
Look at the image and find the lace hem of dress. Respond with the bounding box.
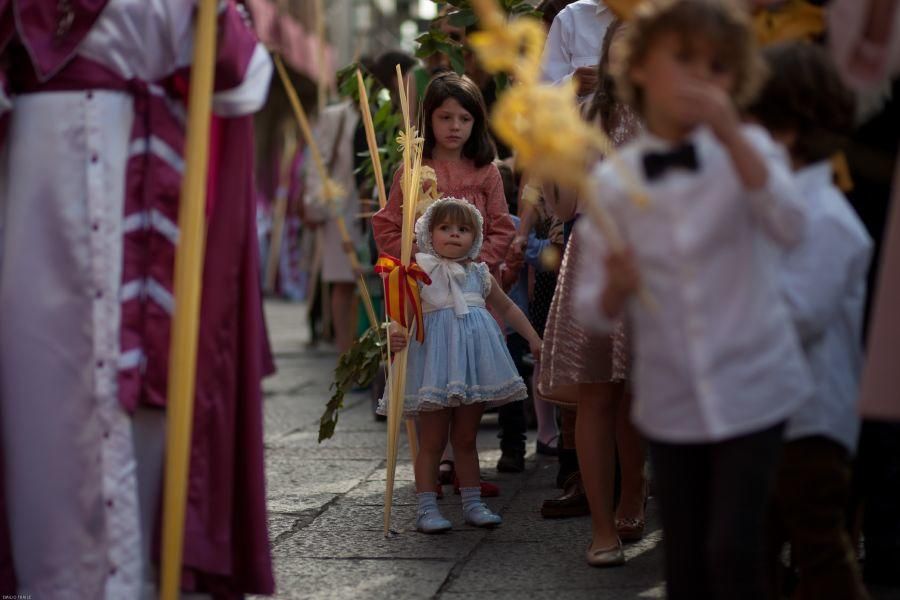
[476,262,491,298]
[378,378,527,415]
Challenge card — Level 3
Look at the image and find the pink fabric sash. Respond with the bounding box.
[4,6,275,594]
[13,55,188,413]
[12,0,109,80]
[9,1,258,413]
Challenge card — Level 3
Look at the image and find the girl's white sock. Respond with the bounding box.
[459,486,482,513]
[416,491,440,515]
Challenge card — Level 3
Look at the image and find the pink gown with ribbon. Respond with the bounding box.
[0,0,275,596]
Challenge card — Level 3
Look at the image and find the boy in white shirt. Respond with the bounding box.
[573,1,812,597]
[748,41,872,600]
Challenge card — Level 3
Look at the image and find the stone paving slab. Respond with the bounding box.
[439,586,666,600]
[274,528,486,561]
[265,453,381,513]
[443,538,663,594]
[366,462,417,482]
[271,558,456,600]
[269,513,304,543]
[487,501,660,543]
[274,430,391,450]
[271,426,407,460]
[305,502,420,532]
[305,500,513,534]
[265,394,331,440]
[343,480,419,506]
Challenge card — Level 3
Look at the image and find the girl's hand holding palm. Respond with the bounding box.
[388,322,408,353]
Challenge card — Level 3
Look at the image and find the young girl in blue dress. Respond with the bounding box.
[388,197,542,533]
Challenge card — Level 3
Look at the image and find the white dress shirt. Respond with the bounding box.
[574,125,813,443]
[540,0,614,86]
[780,162,872,453]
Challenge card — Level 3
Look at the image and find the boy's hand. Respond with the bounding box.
[601,248,640,319]
[677,81,741,144]
[387,323,408,353]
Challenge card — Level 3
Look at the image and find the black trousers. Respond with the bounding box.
[853,420,900,586]
[498,333,528,453]
[649,422,785,600]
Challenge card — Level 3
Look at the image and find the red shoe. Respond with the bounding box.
[438,460,455,485]
[453,477,500,497]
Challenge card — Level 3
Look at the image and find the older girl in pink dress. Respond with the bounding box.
[538,20,647,567]
[373,74,515,278]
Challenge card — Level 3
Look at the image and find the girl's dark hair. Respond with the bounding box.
[747,41,856,165]
[586,19,624,135]
[422,72,496,167]
[495,160,518,214]
[429,201,480,232]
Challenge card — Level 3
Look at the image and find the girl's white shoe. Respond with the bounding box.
[416,507,452,534]
[463,502,502,528]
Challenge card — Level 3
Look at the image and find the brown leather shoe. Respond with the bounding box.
[615,517,645,542]
[541,472,590,518]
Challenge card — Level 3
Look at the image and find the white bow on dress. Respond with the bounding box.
[416,252,470,317]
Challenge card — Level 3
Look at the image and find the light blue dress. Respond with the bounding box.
[383,261,527,416]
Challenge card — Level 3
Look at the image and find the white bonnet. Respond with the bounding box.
[414,196,485,260]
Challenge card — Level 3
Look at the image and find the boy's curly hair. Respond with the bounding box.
[612,0,766,112]
[747,41,856,165]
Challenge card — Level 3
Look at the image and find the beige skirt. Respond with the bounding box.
[537,229,629,408]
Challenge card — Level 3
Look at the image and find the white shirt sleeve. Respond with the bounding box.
[540,12,574,85]
[212,44,273,116]
[780,210,872,345]
[168,0,272,116]
[741,126,808,249]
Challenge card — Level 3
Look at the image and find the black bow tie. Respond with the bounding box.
[642,143,700,181]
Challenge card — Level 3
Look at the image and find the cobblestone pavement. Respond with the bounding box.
[259,300,666,599]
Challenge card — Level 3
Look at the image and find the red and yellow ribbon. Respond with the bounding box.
[375,253,432,343]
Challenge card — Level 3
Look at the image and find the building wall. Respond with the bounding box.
[282,0,420,67]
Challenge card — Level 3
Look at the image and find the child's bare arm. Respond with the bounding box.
[486,274,542,359]
[601,247,641,319]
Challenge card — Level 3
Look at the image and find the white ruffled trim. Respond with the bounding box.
[414,197,484,260]
[377,377,528,416]
[475,262,491,298]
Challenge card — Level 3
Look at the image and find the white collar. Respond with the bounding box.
[594,0,608,16]
[795,160,834,192]
[638,125,708,153]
